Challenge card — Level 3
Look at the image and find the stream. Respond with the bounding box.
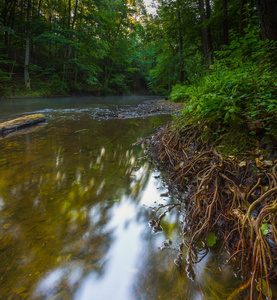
[0,96,241,299]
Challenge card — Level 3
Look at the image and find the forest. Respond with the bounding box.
[0,0,276,99]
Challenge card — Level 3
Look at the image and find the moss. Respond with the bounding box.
[0,114,45,128]
[172,115,254,158]
[0,114,46,135]
[213,122,253,157]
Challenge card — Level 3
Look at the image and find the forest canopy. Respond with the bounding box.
[0,0,276,98]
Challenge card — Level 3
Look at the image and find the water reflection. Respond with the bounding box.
[0,108,171,299]
[0,99,243,300]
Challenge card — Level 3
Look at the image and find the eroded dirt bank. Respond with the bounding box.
[146,119,277,299]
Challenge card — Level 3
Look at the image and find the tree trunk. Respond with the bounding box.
[239,0,247,37]
[24,0,31,90]
[20,0,24,49]
[72,0,79,30]
[2,0,15,46]
[177,9,184,84]
[205,0,213,64]
[37,0,42,17]
[255,0,277,41]
[222,0,229,45]
[68,0,71,29]
[9,0,16,47]
[199,0,213,68]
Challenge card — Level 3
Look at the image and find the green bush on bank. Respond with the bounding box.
[170,28,277,128]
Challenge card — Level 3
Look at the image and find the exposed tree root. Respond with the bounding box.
[148,122,277,299]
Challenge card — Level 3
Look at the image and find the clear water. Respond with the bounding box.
[0,96,244,299]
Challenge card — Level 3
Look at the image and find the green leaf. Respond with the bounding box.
[261,223,269,235]
[206,232,216,247]
[229,108,235,113]
[224,111,230,121]
[113,199,120,202]
[256,278,272,298]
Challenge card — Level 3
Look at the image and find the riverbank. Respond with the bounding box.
[147,115,277,299]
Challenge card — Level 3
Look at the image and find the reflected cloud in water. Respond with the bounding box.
[75,197,145,300]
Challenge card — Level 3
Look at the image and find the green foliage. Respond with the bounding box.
[173,27,277,129]
[170,84,190,102]
[49,75,69,95]
[261,222,269,236]
[0,0,151,96]
[256,278,272,298]
[143,0,202,94]
[0,0,276,98]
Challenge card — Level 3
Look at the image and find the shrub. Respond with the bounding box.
[49,74,69,95]
[170,84,190,102]
[173,26,277,127]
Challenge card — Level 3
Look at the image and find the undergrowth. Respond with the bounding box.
[170,27,277,135]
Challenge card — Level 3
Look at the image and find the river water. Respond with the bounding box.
[0,96,241,299]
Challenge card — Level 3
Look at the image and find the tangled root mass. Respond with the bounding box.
[148,122,277,299]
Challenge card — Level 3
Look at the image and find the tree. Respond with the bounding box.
[255,0,277,41]
[222,0,229,45]
[24,0,32,90]
[199,0,213,68]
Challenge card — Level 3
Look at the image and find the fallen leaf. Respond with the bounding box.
[260,185,269,192]
[255,158,264,168]
[238,161,246,167]
[3,224,11,229]
[240,185,250,192]
[264,160,273,167]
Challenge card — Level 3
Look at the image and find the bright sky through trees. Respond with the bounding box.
[144,0,156,14]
